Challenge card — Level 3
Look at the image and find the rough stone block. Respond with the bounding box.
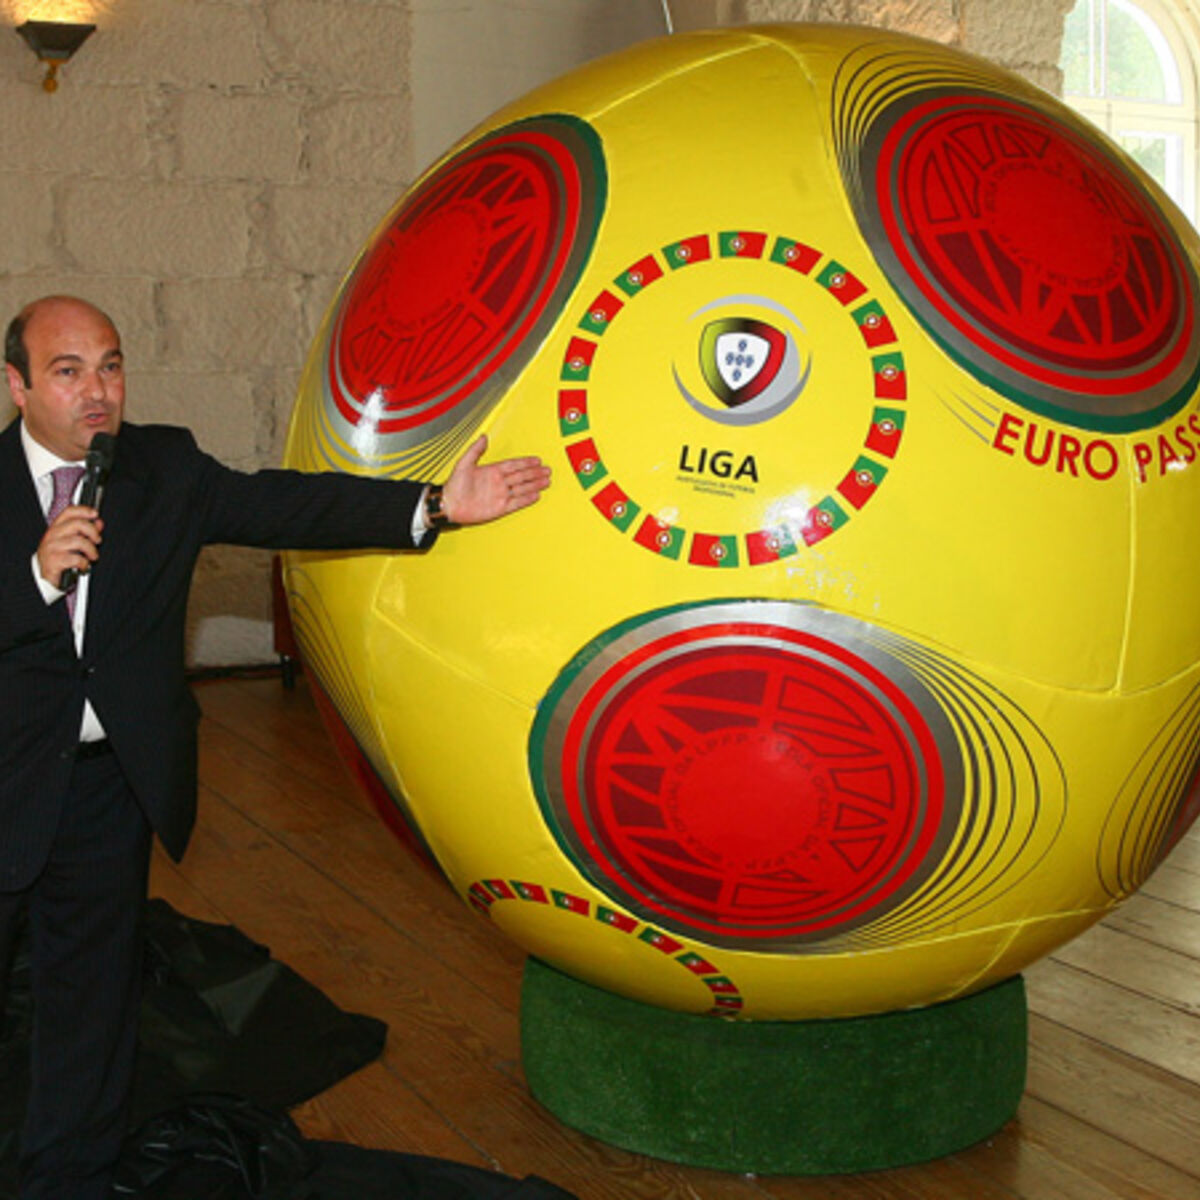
[964,0,1076,70]
[1016,64,1066,96]
[0,173,56,273]
[267,2,410,94]
[306,96,411,184]
[63,181,255,277]
[162,278,307,371]
[0,82,152,177]
[85,1,270,91]
[270,182,401,274]
[178,92,304,181]
[130,369,259,465]
[738,0,959,41]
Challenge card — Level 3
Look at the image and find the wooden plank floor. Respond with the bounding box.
[154,672,1200,1200]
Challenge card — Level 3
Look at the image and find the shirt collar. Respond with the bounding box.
[20,420,80,482]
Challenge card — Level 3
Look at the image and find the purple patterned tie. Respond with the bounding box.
[47,465,86,617]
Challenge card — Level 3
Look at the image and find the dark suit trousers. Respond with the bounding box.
[0,750,152,1200]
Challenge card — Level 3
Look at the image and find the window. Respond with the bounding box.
[1061,0,1198,224]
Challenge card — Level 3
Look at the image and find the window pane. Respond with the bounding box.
[1117,130,1183,204]
[1106,0,1180,102]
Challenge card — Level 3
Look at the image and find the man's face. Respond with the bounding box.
[6,298,125,462]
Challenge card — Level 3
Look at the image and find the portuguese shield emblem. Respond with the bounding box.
[700,318,787,408]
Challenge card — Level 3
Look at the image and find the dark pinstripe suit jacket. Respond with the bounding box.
[0,418,426,890]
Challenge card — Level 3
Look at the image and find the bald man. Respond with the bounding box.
[0,295,549,1199]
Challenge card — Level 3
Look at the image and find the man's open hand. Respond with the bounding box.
[442,435,551,526]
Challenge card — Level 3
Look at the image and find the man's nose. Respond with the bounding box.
[82,368,107,400]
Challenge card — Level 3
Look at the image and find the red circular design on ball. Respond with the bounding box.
[556,625,946,941]
[873,94,1196,407]
[330,123,591,436]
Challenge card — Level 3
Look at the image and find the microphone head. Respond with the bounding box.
[86,431,117,471]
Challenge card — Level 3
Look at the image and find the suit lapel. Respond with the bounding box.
[0,419,50,554]
[82,429,150,646]
[0,419,76,644]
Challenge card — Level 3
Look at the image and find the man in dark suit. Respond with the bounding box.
[0,294,551,1200]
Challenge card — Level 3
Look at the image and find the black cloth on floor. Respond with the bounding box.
[306,1141,581,1200]
[112,1094,580,1199]
[130,899,387,1116]
[0,900,386,1199]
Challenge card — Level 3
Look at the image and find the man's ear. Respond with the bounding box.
[5,363,27,410]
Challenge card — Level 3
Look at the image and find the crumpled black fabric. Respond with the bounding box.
[111,1094,317,1199]
[0,900,386,1199]
[111,1094,581,1199]
[131,900,387,1115]
[301,1141,581,1200]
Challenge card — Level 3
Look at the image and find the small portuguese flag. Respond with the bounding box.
[638,927,684,954]
[591,481,640,531]
[838,455,887,510]
[872,350,907,399]
[817,260,868,305]
[616,253,664,296]
[558,389,589,436]
[513,880,549,904]
[719,230,767,259]
[853,300,898,348]
[484,879,516,901]
[678,952,720,976]
[801,497,848,545]
[770,236,820,273]
[633,515,685,559]
[565,438,607,487]
[579,289,624,336]
[867,406,906,458]
[595,906,638,933]
[552,890,590,916]
[745,525,799,565]
[663,234,712,269]
[703,976,740,995]
[561,336,597,381]
[688,532,740,568]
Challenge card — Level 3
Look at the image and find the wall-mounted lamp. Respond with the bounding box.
[16,20,95,93]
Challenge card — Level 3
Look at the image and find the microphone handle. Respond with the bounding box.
[58,477,105,595]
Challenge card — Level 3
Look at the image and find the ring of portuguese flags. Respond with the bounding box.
[559,230,907,566]
[467,877,744,1015]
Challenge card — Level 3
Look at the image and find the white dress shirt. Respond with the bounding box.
[22,423,106,742]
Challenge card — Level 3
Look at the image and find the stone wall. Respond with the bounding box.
[0,0,1074,664]
[1,0,416,662]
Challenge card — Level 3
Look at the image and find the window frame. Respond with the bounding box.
[1061,0,1200,225]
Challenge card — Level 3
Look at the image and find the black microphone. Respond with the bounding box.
[59,431,117,594]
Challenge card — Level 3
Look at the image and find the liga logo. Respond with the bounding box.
[684,309,807,425]
[558,231,909,567]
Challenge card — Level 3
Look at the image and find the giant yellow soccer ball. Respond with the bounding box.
[284,24,1200,1020]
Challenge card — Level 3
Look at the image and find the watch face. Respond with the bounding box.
[426,486,448,526]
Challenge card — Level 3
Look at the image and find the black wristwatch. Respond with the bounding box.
[424,484,451,529]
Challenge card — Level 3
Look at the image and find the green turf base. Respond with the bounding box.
[521,959,1027,1174]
